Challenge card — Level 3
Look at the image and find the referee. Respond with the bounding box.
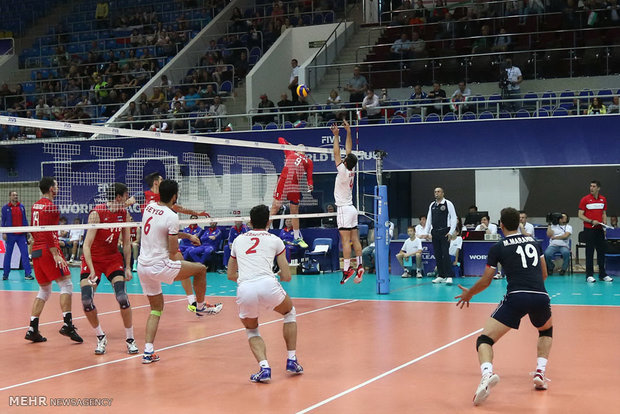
[424,187,457,285]
[2,191,33,280]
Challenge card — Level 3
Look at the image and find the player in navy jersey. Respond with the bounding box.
[455,207,553,406]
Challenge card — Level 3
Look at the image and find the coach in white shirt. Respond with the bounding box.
[518,210,535,237]
[475,215,498,234]
[227,204,303,383]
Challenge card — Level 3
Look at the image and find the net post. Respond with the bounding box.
[374,184,389,294]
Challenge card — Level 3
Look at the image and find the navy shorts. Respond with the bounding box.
[491,292,551,329]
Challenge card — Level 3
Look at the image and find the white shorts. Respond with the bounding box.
[236,277,287,319]
[336,204,358,230]
[137,259,182,296]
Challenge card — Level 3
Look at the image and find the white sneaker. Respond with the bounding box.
[532,369,550,390]
[401,271,410,278]
[586,276,596,283]
[126,338,139,354]
[601,275,613,282]
[445,277,453,285]
[432,276,445,284]
[416,271,423,278]
[473,372,500,406]
[95,335,108,355]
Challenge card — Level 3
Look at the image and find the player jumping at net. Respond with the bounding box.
[270,137,314,249]
[25,177,83,344]
[131,171,222,316]
[227,204,303,383]
[331,120,363,284]
[137,179,211,363]
[455,207,553,406]
[80,182,138,355]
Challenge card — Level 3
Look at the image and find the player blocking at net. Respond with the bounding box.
[331,120,363,284]
[25,177,83,344]
[227,204,303,383]
[270,137,314,249]
[137,179,211,363]
[455,207,553,406]
[80,183,138,355]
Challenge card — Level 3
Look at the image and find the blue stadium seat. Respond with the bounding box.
[265,122,278,129]
[425,113,440,122]
[442,112,457,121]
[552,107,569,117]
[498,110,512,119]
[462,111,476,120]
[219,80,233,94]
[597,89,613,103]
[251,124,263,130]
[479,111,494,119]
[390,116,405,123]
[283,121,293,128]
[535,108,549,117]
[541,91,557,107]
[408,114,422,123]
[515,109,530,118]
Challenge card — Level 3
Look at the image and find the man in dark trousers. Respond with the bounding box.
[424,186,457,285]
[578,180,613,283]
[2,190,33,280]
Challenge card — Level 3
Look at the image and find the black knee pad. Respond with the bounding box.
[476,334,495,350]
[113,280,130,309]
[538,327,553,338]
[81,285,95,312]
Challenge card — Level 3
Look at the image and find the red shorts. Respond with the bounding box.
[80,253,125,281]
[33,249,70,285]
[273,179,300,205]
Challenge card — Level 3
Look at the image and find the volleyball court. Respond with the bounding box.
[0,116,619,413]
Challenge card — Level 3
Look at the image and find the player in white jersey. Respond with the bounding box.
[137,179,209,364]
[227,204,303,383]
[331,120,363,285]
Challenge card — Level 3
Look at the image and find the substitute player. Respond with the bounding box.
[331,120,363,284]
[228,204,303,383]
[270,137,314,248]
[137,179,210,363]
[25,177,83,344]
[455,207,553,406]
[80,183,138,355]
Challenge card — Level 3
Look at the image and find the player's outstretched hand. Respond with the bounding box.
[190,235,201,246]
[125,196,136,206]
[342,119,350,132]
[88,271,99,285]
[330,123,339,136]
[454,284,471,309]
[197,211,210,217]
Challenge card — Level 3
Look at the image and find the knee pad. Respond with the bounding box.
[81,285,96,312]
[476,334,495,351]
[246,328,260,339]
[113,280,130,309]
[539,327,553,338]
[57,277,73,295]
[36,284,52,302]
[283,306,296,324]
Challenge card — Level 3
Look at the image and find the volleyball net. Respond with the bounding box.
[0,116,379,236]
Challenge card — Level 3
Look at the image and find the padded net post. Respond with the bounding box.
[374,185,389,294]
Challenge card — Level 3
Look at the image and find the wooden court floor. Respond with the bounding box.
[1,271,620,413]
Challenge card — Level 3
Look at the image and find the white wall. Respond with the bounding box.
[247,23,344,113]
[475,169,523,221]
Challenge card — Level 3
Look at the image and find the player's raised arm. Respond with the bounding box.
[343,119,352,155]
[122,212,133,281]
[331,123,341,166]
[82,210,100,283]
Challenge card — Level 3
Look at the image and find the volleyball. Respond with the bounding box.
[296,84,310,98]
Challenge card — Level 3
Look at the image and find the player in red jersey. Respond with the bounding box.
[270,137,314,248]
[80,182,139,355]
[25,177,83,343]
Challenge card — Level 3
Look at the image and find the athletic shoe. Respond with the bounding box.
[191,302,223,316]
[445,277,453,285]
[532,369,550,390]
[559,270,566,276]
[473,372,500,406]
[354,265,364,283]
[142,352,160,364]
[293,238,309,249]
[126,338,139,354]
[59,324,83,343]
[24,275,34,280]
[250,367,271,383]
[95,335,108,355]
[340,268,356,284]
[493,274,501,279]
[132,263,137,273]
[286,358,304,374]
[25,330,47,342]
[416,271,423,278]
[432,276,445,284]
[401,270,410,278]
[600,275,613,282]
[2,275,8,280]
[586,276,596,283]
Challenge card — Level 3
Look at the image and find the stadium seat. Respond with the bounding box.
[408,114,422,123]
[303,238,333,273]
[442,112,457,121]
[498,110,512,119]
[535,108,549,117]
[390,116,405,123]
[515,109,531,118]
[552,107,569,117]
[425,113,440,122]
[219,80,233,95]
[541,91,557,107]
[597,89,613,104]
[283,121,293,129]
[462,112,476,120]
[479,111,494,120]
[251,124,263,130]
[265,122,278,129]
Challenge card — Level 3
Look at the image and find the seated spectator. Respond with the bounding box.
[362,88,381,121]
[58,217,71,255]
[492,27,512,52]
[234,51,250,83]
[427,81,446,115]
[394,0,413,25]
[525,0,545,15]
[413,0,428,20]
[179,215,202,260]
[256,93,276,125]
[544,213,572,275]
[170,101,188,133]
[410,31,427,58]
[607,96,619,113]
[185,221,222,266]
[450,80,472,112]
[199,84,217,105]
[472,25,492,54]
[35,98,51,120]
[436,11,456,39]
[362,221,394,272]
[204,95,227,131]
[449,224,463,277]
[170,90,185,109]
[415,215,431,241]
[586,97,607,114]
[391,33,412,60]
[184,86,201,110]
[396,226,423,278]
[148,86,165,108]
[279,218,307,262]
[518,210,535,237]
[408,84,427,116]
[322,204,337,228]
[291,95,309,124]
[325,89,345,120]
[344,66,368,103]
[475,215,498,234]
[278,92,294,122]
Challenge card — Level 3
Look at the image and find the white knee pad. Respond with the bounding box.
[246,328,260,339]
[57,278,73,295]
[283,306,296,323]
[36,284,52,302]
